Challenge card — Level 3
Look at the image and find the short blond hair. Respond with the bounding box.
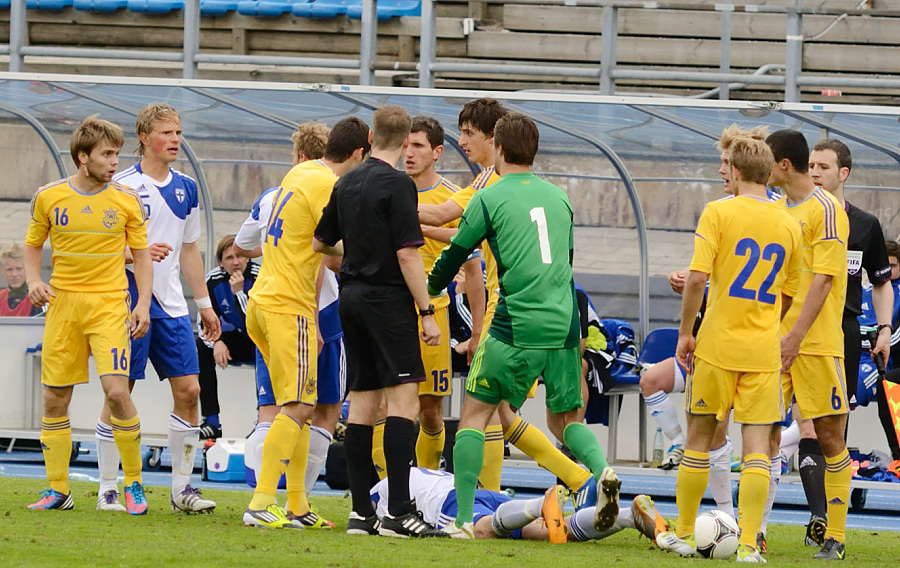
[729,137,775,185]
[372,105,411,151]
[717,124,770,152]
[135,103,180,157]
[0,242,24,264]
[291,122,329,162]
[70,115,124,167]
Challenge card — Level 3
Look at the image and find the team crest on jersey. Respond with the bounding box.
[102,207,119,228]
[175,187,186,203]
[305,375,317,397]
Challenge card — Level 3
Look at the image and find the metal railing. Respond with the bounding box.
[5,0,900,100]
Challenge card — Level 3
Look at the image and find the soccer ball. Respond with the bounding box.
[694,510,740,559]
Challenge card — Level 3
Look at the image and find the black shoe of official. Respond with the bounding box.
[814,537,845,560]
[346,511,381,535]
[379,505,448,538]
[198,421,222,440]
[805,516,827,547]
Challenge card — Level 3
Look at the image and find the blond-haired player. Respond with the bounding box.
[25,116,152,514]
[657,136,801,563]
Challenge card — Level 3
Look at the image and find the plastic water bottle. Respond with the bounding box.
[652,427,665,467]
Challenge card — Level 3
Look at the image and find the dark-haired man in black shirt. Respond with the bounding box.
[314,105,445,539]
[795,138,894,546]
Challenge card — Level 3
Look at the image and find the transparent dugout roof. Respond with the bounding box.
[3,73,900,336]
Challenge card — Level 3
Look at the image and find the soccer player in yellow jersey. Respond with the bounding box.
[404,116,484,469]
[24,116,152,514]
[766,130,851,560]
[657,137,802,563]
[242,118,370,529]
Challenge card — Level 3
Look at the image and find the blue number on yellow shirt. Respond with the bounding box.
[111,347,127,372]
[432,369,449,393]
[265,189,294,247]
[54,207,69,226]
[729,238,786,306]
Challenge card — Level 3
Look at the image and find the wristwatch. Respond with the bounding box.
[419,304,435,317]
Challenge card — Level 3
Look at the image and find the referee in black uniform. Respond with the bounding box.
[797,138,894,543]
[314,105,445,539]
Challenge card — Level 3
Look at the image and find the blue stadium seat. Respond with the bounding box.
[346,0,419,19]
[0,0,9,9]
[126,0,183,12]
[199,0,237,14]
[237,0,307,16]
[73,0,127,11]
[637,327,678,367]
[292,0,357,18]
[26,0,74,10]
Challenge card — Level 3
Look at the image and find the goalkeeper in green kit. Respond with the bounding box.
[427,112,621,539]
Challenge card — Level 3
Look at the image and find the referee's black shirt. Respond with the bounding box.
[314,156,425,287]
[845,200,891,317]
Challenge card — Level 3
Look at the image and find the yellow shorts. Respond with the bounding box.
[42,289,131,387]
[783,354,848,420]
[685,356,783,424]
[247,299,317,407]
[418,304,452,397]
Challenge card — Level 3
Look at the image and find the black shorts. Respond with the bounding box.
[843,314,860,402]
[339,282,425,392]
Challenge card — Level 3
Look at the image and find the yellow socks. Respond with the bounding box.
[415,425,445,470]
[41,416,72,494]
[824,449,852,543]
[675,448,710,537]
[110,414,142,486]
[372,420,387,480]
[479,423,505,491]
[250,414,300,510]
[286,422,311,515]
[738,453,770,546]
[505,416,591,490]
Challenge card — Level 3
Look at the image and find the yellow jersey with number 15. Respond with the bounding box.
[418,176,460,310]
[25,178,147,293]
[690,195,802,372]
[778,187,849,357]
[250,159,337,317]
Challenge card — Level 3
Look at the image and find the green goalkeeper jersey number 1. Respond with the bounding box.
[428,172,580,350]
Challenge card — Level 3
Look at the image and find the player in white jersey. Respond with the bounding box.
[94,103,221,514]
[234,121,360,509]
[369,468,668,543]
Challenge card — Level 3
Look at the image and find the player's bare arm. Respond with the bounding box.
[397,246,441,346]
[233,243,262,258]
[419,200,463,227]
[323,254,341,274]
[130,247,152,339]
[676,270,708,371]
[871,279,894,364]
[421,225,458,245]
[312,237,343,257]
[180,240,222,342]
[781,272,833,372]
[23,244,54,307]
[463,256,485,363]
[668,267,689,295]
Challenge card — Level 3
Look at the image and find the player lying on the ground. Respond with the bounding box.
[368,468,668,543]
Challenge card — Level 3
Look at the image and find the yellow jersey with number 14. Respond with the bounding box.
[250,159,337,316]
[690,195,802,372]
[419,176,460,310]
[25,178,147,293]
[778,187,849,357]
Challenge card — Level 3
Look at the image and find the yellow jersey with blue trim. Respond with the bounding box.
[451,167,502,320]
[25,178,147,292]
[419,176,460,310]
[690,195,802,372]
[778,187,849,357]
[250,159,337,316]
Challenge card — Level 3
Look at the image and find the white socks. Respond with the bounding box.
[644,390,686,445]
[169,413,199,496]
[305,425,332,496]
[245,421,272,483]
[95,420,120,495]
[760,453,782,535]
[709,438,735,518]
[491,495,544,537]
[568,506,630,541]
